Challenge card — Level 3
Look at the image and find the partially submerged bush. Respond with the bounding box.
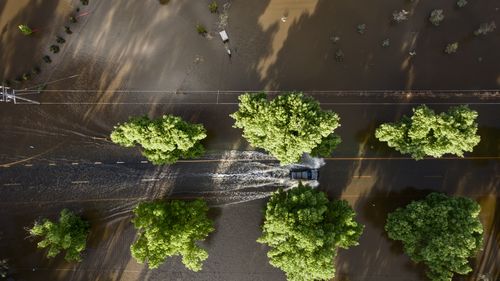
[444,42,459,54]
[429,9,444,26]
[56,36,66,44]
[0,259,8,278]
[43,55,52,63]
[392,10,409,23]
[382,38,390,47]
[357,23,366,34]
[335,49,344,61]
[474,21,496,36]
[18,24,33,35]
[208,1,218,13]
[22,73,31,81]
[196,24,207,35]
[49,45,60,54]
[456,0,467,7]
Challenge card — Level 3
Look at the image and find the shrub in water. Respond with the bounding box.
[457,0,467,7]
[392,10,409,23]
[209,1,218,13]
[18,24,33,35]
[43,55,52,63]
[50,45,60,54]
[22,73,31,81]
[444,42,459,54]
[474,21,496,36]
[196,24,207,35]
[429,9,444,26]
[56,36,66,44]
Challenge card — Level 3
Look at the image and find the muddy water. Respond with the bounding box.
[0,0,499,280]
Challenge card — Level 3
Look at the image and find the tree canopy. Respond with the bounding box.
[130,200,214,271]
[110,115,207,165]
[231,92,341,165]
[28,209,89,262]
[375,105,480,160]
[385,193,483,281]
[258,184,364,281]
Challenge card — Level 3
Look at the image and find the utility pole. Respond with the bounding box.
[0,85,40,104]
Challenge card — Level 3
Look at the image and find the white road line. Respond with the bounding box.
[94,162,102,165]
[71,162,79,165]
[71,181,89,184]
[140,161,148,164]
[49,163,56,166]
[141,178,159,182]
[24,164,33,167]
[116,161,125,164]
[3,183,21,186]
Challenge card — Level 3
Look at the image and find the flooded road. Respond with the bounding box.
[0,96,498,281]
[0,157,497,281]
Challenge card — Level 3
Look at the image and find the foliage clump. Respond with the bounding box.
[392,10,409,23]
[444,42,459,54]
[18,24,33,35]
[231,92,341,165]
[258,184,364,281]
[130,200,214,271]
[208,1,218,13]
[375,105,480,159]
[111,115,207,165]
[385,193,483,281]
[356,23,366,34]
[429,9,444,26]
[474,21,496,36]
[28,209,89,262]
[196,24,207,35]
[0,259,8,278]
[456,0,467,7]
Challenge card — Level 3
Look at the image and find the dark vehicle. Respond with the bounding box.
[289,168,319,180]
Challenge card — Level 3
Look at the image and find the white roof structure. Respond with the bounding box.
[219,30,229,42]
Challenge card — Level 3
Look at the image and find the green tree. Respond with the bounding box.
[28,209,89,262]
[130,200,214,271]
[231,92,341,165]
[258,184,364,281]
[110,115,207,165]
[385,193,483,281]
[375,105,480,160]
